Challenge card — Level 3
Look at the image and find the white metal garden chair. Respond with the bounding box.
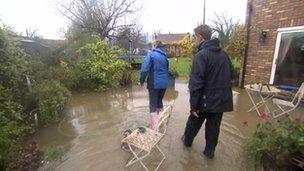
[271,82,304,118]
[121,105,173,171]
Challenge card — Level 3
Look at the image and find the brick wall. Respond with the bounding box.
[243,0,304,84]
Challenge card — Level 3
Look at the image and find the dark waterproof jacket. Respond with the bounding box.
[139,48,169,89]
[189,39,233,113]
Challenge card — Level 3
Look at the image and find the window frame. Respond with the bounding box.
[269,26,304,85]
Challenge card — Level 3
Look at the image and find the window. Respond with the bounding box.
[270,26,304,87]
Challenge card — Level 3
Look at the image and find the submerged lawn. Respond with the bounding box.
[132,57,192,78]
[169,57,192,77]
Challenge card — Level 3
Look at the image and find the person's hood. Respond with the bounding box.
[153,48,167,56]
[198,38,221,52]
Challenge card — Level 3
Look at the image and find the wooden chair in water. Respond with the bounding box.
[121,105,173,171]
[271,82,304,118]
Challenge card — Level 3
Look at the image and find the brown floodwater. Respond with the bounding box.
[34,79,261,171]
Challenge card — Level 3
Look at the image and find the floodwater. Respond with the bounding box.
[34,79,261,171]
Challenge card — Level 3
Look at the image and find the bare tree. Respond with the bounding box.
[25,27,39,38]
[115,25,145,50]
[58,0,140,39]
[152,29,161,40]
[211,13,238,47]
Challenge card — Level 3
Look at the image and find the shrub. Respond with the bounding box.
[0,109,23,170]
[111,45,131,56]
[231,58,241,80]
[0,27,35,170]
[225,25,245,82]
[30,81,71,126]
[172,34,196,58]
[169,65,179,78]
[225,25,246,61]
[231,58,241,71]
[169,58,191,77]
[51,61,77,89]
[119,69,133,85]
[0,86,35,170]
[76,40,131,90]
[0,26,28,103]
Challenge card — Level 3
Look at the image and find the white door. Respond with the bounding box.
[270,26,304,87]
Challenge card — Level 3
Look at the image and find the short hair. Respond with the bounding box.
[154,40,164,48]
[194,25,212,40]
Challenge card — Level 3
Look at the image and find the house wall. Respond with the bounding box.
[243,0,304,84]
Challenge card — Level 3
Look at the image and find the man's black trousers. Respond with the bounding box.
[183,112,223,156]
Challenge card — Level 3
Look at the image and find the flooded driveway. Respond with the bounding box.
[34,79,260,171]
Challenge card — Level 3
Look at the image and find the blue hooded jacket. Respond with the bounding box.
[139,48,169,89]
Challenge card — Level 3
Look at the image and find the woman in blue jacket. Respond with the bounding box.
[139,41,169,130]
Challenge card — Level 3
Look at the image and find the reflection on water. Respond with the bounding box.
[33,79,259,171]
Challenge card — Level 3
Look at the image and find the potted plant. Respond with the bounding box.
[243,117,304,170]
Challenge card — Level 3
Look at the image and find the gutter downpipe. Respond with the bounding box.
[240,1,253,88]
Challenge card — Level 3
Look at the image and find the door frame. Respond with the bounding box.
[269,25,304,84]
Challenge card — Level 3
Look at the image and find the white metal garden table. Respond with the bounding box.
[244,84,281,116]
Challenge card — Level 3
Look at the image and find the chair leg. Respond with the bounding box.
[126,148,143,166]
[125,144,167,171]
[126,144,150,171]
[276,104,285,113]
[259,94,275,115]
[246,91,262,115]
[247,100,264,112]
[155,145,166,171]
[248,96,274,112]
[273,106,297,119]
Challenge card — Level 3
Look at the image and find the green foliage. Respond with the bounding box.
[172,34,196,58]
[0,27,28,103]
[231,58,241,71]
[0,27,35,170]
[65,32,100,52]
[169,58,192,77]
[76,40,131,90]
[111,45,131,56]
[51,61,77,89]
[0,127,21,170]
[0,25,72,169]
[30,81,71,126]
[44,146,61,161]
[0,97,24,170]
[226,25,246,61]
[131,71,140,82]
[0,24,133,169]
[169,64,179,78]
[54,33,101,65]
[24,55,47,85]
[231,58,241,80]
[243,119,304,169]
[119,69,133,85]
[225,25,245,81]
[50,35,133,90]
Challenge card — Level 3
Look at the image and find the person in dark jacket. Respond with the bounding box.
[181,25,233,159]
[139,41,169,130]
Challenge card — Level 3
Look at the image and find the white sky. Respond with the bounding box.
[0,0,247,39]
